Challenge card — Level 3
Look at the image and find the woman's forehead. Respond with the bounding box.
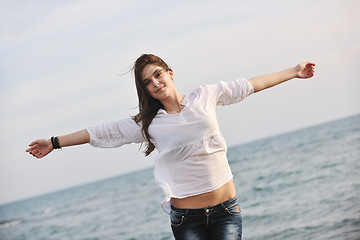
[142,64,163,80]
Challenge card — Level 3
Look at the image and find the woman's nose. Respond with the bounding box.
[153,79,160,87]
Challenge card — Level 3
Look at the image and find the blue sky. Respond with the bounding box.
[0,0,359,204]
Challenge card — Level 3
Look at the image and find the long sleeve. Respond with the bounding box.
[209,78,254,106]
[86,118,145,148]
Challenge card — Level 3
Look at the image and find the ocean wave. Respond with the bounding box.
[0,219,21,230]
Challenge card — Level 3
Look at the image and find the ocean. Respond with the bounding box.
[1,114,359,240]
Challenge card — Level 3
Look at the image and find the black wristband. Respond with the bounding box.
[51,136,61,149]
[51,136,55,149]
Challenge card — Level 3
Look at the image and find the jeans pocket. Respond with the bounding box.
[225,203,242,216]
[170,211,185,227]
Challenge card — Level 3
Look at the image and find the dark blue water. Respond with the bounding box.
[1,114,359,240]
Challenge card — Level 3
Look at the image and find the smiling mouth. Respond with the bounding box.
[155,86,164,93]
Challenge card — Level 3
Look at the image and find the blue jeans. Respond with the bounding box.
[170,197,242,240]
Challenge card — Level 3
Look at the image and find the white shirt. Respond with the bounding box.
[87,78,254,214]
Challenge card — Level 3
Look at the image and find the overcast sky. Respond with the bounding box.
[0,0,359,205]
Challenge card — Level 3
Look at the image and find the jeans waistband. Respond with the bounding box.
[171,197,238,216]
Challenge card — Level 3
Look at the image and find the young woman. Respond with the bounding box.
[26,54,315,239]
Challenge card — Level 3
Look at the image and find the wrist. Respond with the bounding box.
[46,138,54,150]
[288,66,296,78]
[51,136,62,149]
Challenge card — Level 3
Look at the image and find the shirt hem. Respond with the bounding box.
[161,175,234,214]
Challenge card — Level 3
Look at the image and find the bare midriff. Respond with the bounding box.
[170,179,236,209]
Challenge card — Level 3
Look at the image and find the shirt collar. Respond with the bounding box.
[158,109,167,114]
[181,95,189,107]
[157,95,188,115]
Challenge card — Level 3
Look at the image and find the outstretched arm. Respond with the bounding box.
[248,62,315,93]
[26,129,90,159]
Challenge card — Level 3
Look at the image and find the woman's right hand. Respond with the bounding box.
[26,139,54,159]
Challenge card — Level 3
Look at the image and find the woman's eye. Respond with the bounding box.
[144,80,150,86]
[156,72,162,77]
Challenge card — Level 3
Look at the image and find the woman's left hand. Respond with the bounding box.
[295,62,315,79]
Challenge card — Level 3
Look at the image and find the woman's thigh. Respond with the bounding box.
[209,212,242,240]
[170,210,208,240]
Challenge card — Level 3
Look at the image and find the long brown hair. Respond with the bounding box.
[132,54,172,156]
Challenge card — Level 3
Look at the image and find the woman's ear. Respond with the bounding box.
[168,70,174,80]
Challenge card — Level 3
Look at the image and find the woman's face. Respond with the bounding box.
[142,64,175,101]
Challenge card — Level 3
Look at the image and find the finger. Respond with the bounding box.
[29,151,37,157]
[26,147,34,152]
[304,62,315,69]
[34,152,42,157]
[305,63,313,69]
[27,148,39,157]
[26,145,38,152]
[32,150,40,154]
[35,152,44,159]
[28,140,39,147]
[30,152,40,158]
[26,147,35,152]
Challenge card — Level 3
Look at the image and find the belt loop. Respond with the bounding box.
[184,209,189,217]
[220,202,226,209]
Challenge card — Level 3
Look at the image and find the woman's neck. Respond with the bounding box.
[161,91,184,114]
